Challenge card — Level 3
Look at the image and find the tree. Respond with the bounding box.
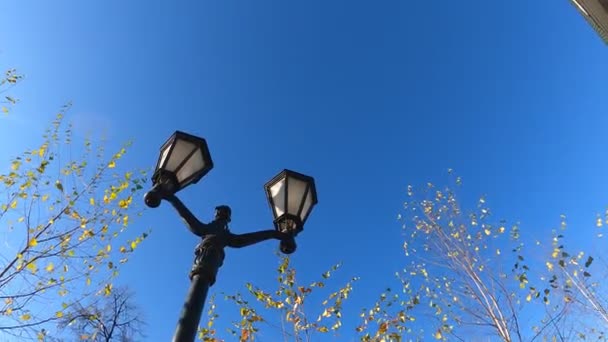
[538,215,608,341]
[58,286,145,341]
[397,176,560,341]
[198,256,361,342]
[0,68,23,115]
[0,108,149,340]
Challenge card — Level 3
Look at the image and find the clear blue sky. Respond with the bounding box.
[1,0,608,340]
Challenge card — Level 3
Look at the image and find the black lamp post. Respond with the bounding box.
[144,131,318,342]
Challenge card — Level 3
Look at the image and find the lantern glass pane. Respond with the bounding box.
[270,179,286,217]
[300,188,314,222]
[176,149,204,183]
[158,143,172,170]
[287,176,307,216]
[165,139,196,172]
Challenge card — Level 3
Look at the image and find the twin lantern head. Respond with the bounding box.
[144,131,318,250]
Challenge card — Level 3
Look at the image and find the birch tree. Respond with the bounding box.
[0,108,149,340]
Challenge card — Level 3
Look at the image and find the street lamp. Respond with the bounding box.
[144,131,318,342]
[144,131,213,208]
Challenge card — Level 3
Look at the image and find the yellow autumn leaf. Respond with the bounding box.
[526,294,532,302]
[11,161,20,171]
[86,277,91,286]
[41,194,49,202]
[435,330,443,339]
[546,262,554,272]
[119,199,130,209]
[597,218,603,227]
[20,313,31,321]
[108,161,116,168]
[484,228,491,236]
[119,181,129,190]
[498,226,505,233]
[28,238,38,247]
[46,263,54,272]
[496,249,501,255]
[89,198,95,206]
[106,245,111,252]
[5,308,13,315]
[10,200,17,209]
[55,311,63,318]
[26,262,38,273]
[39,144,47,157]
[120,246,127,253]
[104,283,113,296]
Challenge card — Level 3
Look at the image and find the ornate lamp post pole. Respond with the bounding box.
[144,131,318,342]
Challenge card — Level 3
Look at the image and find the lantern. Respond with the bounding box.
[144,131,213,207]
[264,169,318,236]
